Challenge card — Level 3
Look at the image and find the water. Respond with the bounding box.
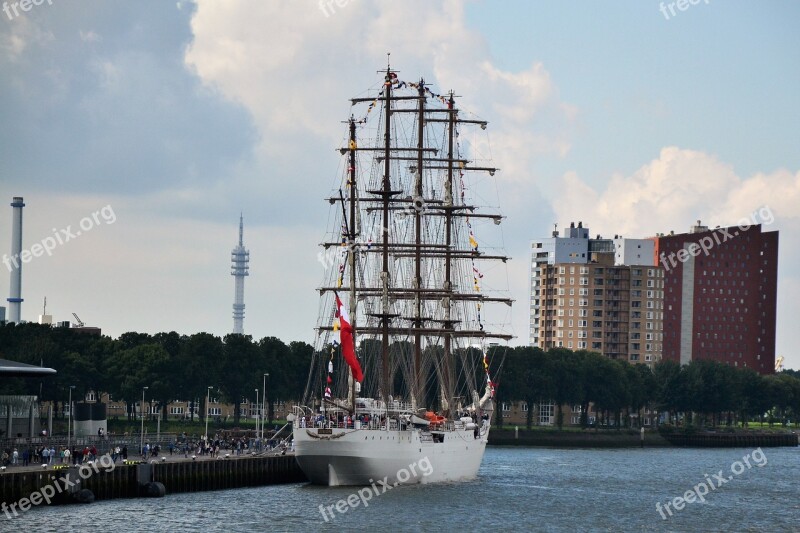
[7,446,799,532]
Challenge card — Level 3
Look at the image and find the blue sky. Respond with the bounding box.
[0,0,798,369]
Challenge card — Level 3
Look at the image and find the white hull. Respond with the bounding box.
[293,422,490,486]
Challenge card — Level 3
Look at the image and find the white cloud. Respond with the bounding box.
[184,1,574,178]
[79,30,101,43]
[554,146,800,237]
[0,15,54,62]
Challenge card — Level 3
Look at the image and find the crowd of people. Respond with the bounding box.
[0,444,129,467]
[1,430,288,468]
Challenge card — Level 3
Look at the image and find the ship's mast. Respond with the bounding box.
[314,69,515,415]
[380,67,392,410]
[413,78,425,409]
[347,116,358,412]
[443,91,456,414]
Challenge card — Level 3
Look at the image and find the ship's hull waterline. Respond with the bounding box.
[293,424,490,486]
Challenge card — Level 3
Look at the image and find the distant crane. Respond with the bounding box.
[72,313,85,328]
[775,355,784,372]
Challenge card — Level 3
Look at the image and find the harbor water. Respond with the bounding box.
[7,446,798,532]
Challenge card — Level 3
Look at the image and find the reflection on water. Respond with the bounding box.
[9,446,799,532]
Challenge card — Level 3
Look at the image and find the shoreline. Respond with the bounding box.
[487,428,799,448]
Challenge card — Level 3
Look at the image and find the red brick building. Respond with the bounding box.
[655,222,778,374]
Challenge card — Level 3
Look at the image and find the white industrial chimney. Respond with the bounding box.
[7,196,24,323]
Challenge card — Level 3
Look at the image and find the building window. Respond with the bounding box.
[539,403,554,425]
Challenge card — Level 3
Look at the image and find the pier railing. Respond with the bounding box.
[0,434,183,455]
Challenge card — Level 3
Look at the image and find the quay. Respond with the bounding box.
[488,428,799,448]
[661,432,799,448]
[0,453,307,510]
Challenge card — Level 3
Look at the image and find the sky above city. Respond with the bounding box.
[1,1,798,369]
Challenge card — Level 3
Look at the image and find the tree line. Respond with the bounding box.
[1,324,798,430]
[494,346,800,429]
[0,323,312,424]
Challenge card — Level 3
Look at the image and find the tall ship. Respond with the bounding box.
[291,64,513,486]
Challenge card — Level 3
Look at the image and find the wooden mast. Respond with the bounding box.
[380,66,393,411]
[347,116,358,413]
[443,91,456,415]
[413,78,425,409]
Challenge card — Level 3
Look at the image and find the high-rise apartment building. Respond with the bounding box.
[655,221,778,374]
[530,222,663,366]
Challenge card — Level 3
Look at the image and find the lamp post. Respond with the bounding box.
[67,385,75,451]
[204,386,213,441]
[262,373,269,440]
[254,388,259,439]
[140,386,148,458]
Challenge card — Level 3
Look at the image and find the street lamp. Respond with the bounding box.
[262,373,269,440]
[254,388,259,439]
[205,386,213,441]
[67,385,75,451]
[140,386,148,458]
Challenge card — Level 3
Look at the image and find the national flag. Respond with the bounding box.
[334,293,364,382]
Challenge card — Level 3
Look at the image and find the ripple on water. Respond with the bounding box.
[9,447,799,532]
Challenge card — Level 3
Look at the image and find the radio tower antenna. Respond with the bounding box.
[231,213,250,334]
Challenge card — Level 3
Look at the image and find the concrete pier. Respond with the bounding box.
[0,454,306,510]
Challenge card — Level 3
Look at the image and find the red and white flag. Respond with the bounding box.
[335,293,363,383]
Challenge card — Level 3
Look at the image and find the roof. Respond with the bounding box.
[0,359,57,377]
